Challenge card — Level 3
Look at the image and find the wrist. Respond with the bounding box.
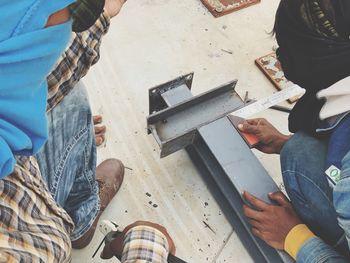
[275,134,291,154]
[284,224,315,260]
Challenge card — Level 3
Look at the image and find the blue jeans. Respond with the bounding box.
[280,132,350,258]
[326,114,350,171]
[36,82,100,241]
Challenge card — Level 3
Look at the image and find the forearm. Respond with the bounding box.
[68,10,111,80]
[276,134,292,154]
[46,11,111,112]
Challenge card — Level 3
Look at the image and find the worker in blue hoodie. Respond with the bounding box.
[0,2,176,261]
[0,1,80,260]
[0,0,76,177]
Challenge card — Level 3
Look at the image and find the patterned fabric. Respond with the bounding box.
[69,0,105,32]
[122,226,169,263]
[47,11,110,112]
[0,11,169,262]
[300,0,339,38]
[0,13,110,262]
[0,156,74,263]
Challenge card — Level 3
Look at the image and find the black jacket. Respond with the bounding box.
[274,0,350,135]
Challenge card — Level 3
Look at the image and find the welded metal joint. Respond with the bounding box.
[147,74,242,157]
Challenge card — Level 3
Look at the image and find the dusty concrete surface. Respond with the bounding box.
[72,1,290,262]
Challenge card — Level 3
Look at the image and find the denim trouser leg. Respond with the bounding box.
[36,82,100,241]
[280,132,350,257]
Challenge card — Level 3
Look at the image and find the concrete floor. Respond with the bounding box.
[72,0,292,262]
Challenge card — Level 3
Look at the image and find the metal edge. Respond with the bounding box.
[186,144,271,263]
[187,139,286,262]
[148,73,194,116]
[160,130,198,158]
[148,125,163,145]
[147,79,238,124]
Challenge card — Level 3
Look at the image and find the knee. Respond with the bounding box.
[61,83,92,127]
[341,150,350,173]
[68,82,91,114]
[280,132,326,173]
[280,132,330,202]
[280,132,309,173]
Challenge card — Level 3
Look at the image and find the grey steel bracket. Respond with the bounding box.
[148,73,194,116]
[146,74,293,263]
[147,74,242,158]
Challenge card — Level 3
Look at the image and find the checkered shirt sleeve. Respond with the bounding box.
[121,226,170,263]
[46,11,110,112]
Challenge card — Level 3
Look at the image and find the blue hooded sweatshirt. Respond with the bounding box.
[0,0,75,177]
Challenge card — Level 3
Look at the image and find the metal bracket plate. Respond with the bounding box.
[147,75,243,157]
[148,73,194,116]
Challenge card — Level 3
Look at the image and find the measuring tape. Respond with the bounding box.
[233,84,305,118]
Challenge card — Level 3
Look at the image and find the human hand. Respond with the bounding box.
[238,118,290,154]
[243,191,302,250]
[101,220,175,259]
[104,0,127,18]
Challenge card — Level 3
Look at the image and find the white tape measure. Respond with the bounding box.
[233,84,305,118]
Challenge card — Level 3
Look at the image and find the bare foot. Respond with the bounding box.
[94,115,106,146]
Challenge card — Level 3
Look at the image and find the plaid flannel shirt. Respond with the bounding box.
[0,157,74,263]
[47,11,110,112]
[69,0,105,32]
[0,11,169,263]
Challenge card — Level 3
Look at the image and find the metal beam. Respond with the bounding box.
[147,74,243,158]
[147,74,293,263]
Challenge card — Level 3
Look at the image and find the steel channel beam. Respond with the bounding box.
[147,77,243,158]
[158,81,293,263]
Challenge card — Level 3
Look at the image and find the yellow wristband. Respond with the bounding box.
[284,224,315,260]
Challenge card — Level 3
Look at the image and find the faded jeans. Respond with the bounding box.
[36,82,100,241]
[280,132,350,260]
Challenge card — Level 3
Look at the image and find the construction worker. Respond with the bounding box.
[240,1,350,261]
